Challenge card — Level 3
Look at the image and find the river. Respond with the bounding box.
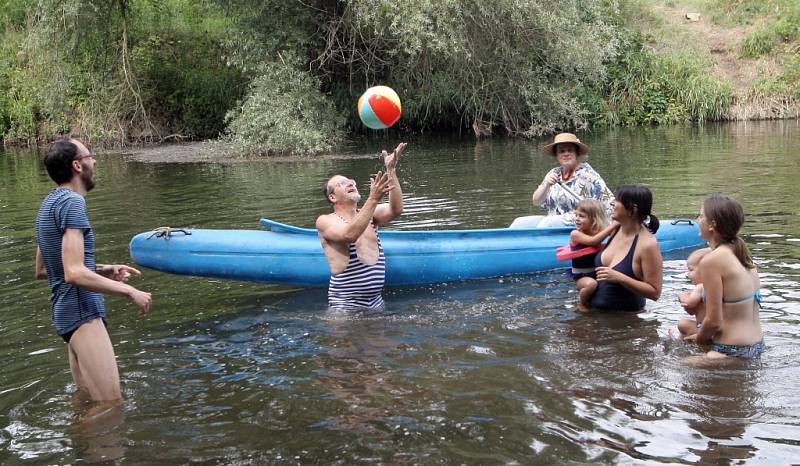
[1,121,799,463]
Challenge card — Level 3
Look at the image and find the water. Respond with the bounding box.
[1,121,799,464]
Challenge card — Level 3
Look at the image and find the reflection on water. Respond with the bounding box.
[1,121,800,463]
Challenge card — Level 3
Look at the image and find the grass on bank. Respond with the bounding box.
[592,33,732,126]
[624,0,799,118]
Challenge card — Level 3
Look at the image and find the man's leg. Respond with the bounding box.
[509,215,545,228]
[68,318,122,402]
[536,215,570,227]
[68,344,90,391]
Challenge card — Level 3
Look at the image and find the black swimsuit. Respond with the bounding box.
[589,233,646,312]
[570,243,598,280]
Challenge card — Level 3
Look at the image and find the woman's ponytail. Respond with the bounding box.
[645,214,660,234]
[730,235,755,269]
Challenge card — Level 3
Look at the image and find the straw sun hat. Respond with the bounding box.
[542,132,589,157]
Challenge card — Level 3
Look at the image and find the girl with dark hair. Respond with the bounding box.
[685,194,764,359]
[586,184,663,312]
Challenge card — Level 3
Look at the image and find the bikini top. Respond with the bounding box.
[701,288,762,308]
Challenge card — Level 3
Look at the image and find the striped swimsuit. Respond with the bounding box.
[328,227,386,310]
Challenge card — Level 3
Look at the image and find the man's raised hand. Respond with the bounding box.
[368,170,393,201]
[383,142,407,171]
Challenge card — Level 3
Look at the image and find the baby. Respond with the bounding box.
[677,247,711,336]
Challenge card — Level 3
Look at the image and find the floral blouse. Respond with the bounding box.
[538,162,614,225]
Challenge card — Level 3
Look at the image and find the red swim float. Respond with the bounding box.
[556,244,603,261]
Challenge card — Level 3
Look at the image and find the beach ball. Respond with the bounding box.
[357,86,402,130]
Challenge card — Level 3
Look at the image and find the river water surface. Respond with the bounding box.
[1,122,799,464]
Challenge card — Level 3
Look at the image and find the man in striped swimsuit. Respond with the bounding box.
[317,142,407,309]
[35,138,152,403]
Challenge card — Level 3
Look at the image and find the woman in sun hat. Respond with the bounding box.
[528,132,614,227]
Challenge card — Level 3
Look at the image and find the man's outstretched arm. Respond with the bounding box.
[62,228,152,315]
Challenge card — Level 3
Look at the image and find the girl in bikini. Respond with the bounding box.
[685,194,764,359]
[565,199,618,312]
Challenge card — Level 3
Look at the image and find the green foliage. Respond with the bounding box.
[225,61,344,155]
[774,14,800,42]
[741,28,775,57]
[210,0,320,74]
[0,0,793,152]
[0,0,250,145]
[313,0,620,136]
[749,54,800,98]
[0,50,10,137]
[718,1,800,58]
[783,55,800,95]
[132,31,247,139]
[591,32,732,126]
[0,0,29,28]
[708,0,771,26]
[0,24,73,144]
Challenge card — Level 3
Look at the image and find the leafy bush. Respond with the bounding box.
[0,51,10,137]
[0,27,72,144]
[225,61,344,155]
[132,32,247,139]
[315,0,618,135]
[0,0,791,151]
[591,32,732,126]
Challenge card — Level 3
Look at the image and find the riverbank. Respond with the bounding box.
[2,1,798,153]
[638,0,800,120]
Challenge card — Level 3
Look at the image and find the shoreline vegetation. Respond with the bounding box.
[1,0,798,155]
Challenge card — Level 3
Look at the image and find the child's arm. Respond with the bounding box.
[679,284,703,313]
[570,221,620,246]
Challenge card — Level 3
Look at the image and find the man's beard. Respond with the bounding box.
[81,168,96,192]
[347,192,361,203]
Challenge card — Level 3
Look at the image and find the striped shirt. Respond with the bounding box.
[35,188,105,335]
[328,232,386,310]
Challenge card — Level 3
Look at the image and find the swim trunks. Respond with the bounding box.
[61,317,107,343]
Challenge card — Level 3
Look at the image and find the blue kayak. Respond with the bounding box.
[129,217,705,286]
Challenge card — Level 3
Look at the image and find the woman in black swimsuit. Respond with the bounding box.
[588,185,663,312]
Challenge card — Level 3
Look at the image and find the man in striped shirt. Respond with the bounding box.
[35,138,152,403]
[316,142,407,309]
